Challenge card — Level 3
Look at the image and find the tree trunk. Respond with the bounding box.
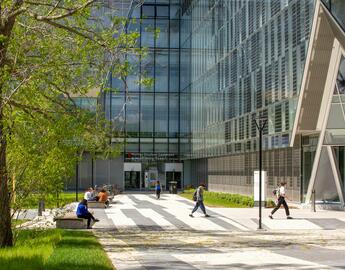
[0,108,13,247]
[0,2,23,248]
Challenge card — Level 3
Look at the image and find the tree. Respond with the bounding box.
[0,0,141,247]
[8,98,121,215]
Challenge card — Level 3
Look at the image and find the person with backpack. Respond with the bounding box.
[155,180,161,199]
[189,184,210,217]
[269,181,293,219]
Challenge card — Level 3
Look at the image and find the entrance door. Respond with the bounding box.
[125,171,140,189]
[166,171,182,190]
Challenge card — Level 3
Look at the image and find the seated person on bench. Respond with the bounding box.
[76,199,99,229]
[97,188,110,207]
[84,187,98,201]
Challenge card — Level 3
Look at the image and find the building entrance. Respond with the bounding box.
[125,171,141,189]
[166,171,182,190]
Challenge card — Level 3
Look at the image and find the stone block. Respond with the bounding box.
[88,201,106,209]
[55,213,88,229]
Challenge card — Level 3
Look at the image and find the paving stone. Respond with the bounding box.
[93,194,345,270]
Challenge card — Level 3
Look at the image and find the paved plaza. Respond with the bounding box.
[93,194,345,270]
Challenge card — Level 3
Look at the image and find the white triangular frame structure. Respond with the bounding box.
[291,0,345,206]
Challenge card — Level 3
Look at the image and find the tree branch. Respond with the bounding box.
[27,0,95,21]
[46,0,62,16]
[29,16,107,48]
[0,75,31,109]
[7,7,26,20]
[7,99,53,119]
[44,79,78,107]
[23,0,68,11]
[9,0,24,16]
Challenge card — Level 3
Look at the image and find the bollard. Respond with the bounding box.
[38,200,45,216]
[312,189,316,212]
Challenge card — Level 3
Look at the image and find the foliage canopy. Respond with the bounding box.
[0,0,142,246]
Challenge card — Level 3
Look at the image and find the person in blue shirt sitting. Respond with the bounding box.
[76,199,99,228]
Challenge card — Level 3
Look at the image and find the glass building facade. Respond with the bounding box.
[182,0,315,200]
[186,0,314,156]
[98,0,315,197]
[315,56,345,202]
[321,0,345,30]
[99,0,187,190]
[101,0,187,162]
[91,0,345,203]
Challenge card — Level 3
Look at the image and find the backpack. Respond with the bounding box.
[192,190,197,201]
[272,187,280,197]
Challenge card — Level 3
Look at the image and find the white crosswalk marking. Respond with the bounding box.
[217,216,250,231]
[115,195,137,206]
[104,194,345,232]
[337,217,345,223]
[262,218,322,230]
[173,250,327,269]
[140,209,177,229]
[107,209,139,229]
[108,195,231,231]
[97,194,345,270]
[173,209,227,231]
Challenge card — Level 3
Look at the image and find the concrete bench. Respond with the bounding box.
[88,201,106,209]
[55,213,88,229]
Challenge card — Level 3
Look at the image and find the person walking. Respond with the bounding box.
[155,180,161,199]
[269,181,293,219]
[76,199,99,228]
[189,184,210,217]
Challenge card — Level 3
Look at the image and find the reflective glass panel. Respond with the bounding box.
[169,50,179,92]
[156,19,169,48]
[169,94,179,137]
[141,19,155,47]
[155,94,168,137]
[140,93,154,137]
[155,50,169,91]
[126,94,139,135]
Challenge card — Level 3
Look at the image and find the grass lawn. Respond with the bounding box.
[11,219,29,227]
[0,229,114,270]
[21,192,85,209]
[180,189,254,208]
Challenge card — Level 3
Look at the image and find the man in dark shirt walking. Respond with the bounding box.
[189,184,210,217]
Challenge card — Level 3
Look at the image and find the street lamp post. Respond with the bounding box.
[91,158,94,189]
[75,162,79,202]
[254,117,267,230]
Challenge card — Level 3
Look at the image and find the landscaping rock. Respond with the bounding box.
[17,203,78,229]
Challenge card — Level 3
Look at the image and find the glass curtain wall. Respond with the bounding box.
[181,0,314,199]
[318,56,345,201]
[185,0,314,159]
[102,0,183,163]
[321,0,345,31]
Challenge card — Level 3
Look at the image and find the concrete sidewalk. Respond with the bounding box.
[93,193,345,270]
[93,193,345,232]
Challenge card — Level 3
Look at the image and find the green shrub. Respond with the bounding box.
[266,199,276,208]
[180,189,254,208]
